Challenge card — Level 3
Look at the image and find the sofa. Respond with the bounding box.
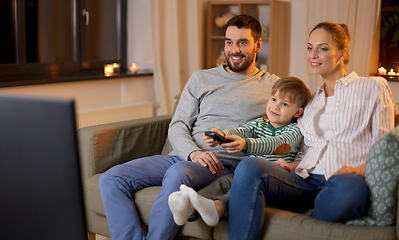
[79,109,399,240]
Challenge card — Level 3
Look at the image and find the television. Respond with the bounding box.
[0,94,88,240]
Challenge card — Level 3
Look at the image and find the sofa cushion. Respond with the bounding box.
[85,174,214,239]
[213,208,396,240]
[348,126,399,226]
[86,174,106,215]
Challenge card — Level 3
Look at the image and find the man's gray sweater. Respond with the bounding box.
[168,65,278,167]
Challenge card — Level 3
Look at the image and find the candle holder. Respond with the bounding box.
[112,63,121,73]
[377,67,387,75]
[388,69,396,76]
[129,63,139,74]
[104,64,114,77]
[376,66,399,79]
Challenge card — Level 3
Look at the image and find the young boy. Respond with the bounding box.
[168,76,311,226]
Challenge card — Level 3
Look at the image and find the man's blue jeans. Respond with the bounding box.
[228,157,369,240]
[99,155,235,240]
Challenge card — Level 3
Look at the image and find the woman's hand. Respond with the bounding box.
[334,164,365,177]
[202,128,224,147]
[274,158,292,172]
[221,135,247,153]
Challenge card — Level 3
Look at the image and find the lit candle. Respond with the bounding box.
[129,63,139,73]
[104,64,114,77]
[112,63,120,73]
[378,67,387,75]
[388,69,395,76]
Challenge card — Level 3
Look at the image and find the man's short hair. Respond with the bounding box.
[224,14,262,42]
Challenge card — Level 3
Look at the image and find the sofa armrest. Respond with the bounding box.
[78,115,172,181]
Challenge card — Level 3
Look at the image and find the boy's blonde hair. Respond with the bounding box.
[271,77,311,108]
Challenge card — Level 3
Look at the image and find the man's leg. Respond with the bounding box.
[146,159,235,240]
[99,155,184,240]
[311,174,369,222]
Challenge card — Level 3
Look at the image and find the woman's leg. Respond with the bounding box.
[311,173,369,222]
[228,157,324,240]
[99,155,183,240]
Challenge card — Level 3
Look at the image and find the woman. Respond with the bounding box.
[227,22,395,240]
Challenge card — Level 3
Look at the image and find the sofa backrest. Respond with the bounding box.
[161,91,399,156]
[161,94,181,155]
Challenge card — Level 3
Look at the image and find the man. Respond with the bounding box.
[99,14,278,240]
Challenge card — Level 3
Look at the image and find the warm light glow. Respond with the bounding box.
[129,63,139,73]
[388,69,396,76]
[378,67,387,75]
[112,63,120,73]
[104,64,114,77]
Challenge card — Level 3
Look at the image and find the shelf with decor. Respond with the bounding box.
[206,0,290,77]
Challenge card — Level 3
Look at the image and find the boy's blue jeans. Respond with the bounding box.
[99,155,235,240]
[228,157,369,240]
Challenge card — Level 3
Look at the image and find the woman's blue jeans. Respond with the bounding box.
[99,155,235,240]
[228,157,369,240]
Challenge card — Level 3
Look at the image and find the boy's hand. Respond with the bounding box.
[274,158,292,172]
[202,128,224,147]
[221,135,247,153]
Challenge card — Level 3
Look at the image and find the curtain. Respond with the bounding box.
[152,0,203,115]
[305,0,381,92]
[151,0,382,107]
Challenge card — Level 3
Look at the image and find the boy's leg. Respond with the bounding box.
[168,185,195,226]
[198,174,233,217]
[99,155,183,240]
[185,185,221,226]
[186,172,233,222]
[214,189,231,214]
[197,174,234,199]
[147,160,235,240]
[311,174,369,222]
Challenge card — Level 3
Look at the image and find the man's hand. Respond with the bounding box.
[189,150,224,177]
[221,135,247,153]
[334,164,365,177]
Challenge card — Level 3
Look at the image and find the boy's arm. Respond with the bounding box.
[246,123,302,155]
[219,119,265,153]
[221,118,260,138]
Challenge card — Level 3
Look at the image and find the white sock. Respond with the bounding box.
[168,185,194,226]
[183,185,220,226]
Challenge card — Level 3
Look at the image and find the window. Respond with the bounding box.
[0,0,127,87]
[379,0,399,74]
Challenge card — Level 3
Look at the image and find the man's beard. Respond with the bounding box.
[225,48,256,73]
